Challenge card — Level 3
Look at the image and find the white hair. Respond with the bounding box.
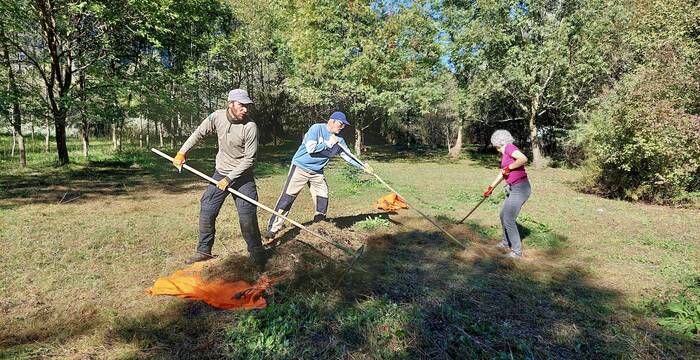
[490,130,515,147]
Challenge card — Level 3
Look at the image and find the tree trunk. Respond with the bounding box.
[82,119,89,157]
[2,36,26,166]
[45,117,50,152]
[79,70,88,158]
[448,122,463,159]
[9,102,27,169]
[170,117,176,148]
[112,123,117,150]
[54,110,69,165]
[30,115,35,152]
[354,127,363,155]
[445,126,451,153]
[11,127,16,157]
[17,127,25,167]
[528,108,545,168]
[158,121,164,147]
[117,120,122,152]
[146,118,150,147]
[138,115,143,148]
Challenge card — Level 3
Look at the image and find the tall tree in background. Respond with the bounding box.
[443,0,624,167]
[282,0,443,154]
[2,0,109,165]
[0,24,27,166]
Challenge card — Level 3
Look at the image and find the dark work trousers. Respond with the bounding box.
[197,171,263,255]
[499,179,531,256]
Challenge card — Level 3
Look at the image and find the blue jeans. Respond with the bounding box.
[197,171,262,255]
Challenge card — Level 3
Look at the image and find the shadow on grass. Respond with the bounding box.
[360,145,457,164]
[0,143,294,205]
[103,217,699,359]
[357,144,501,169]
[0,305,103,358]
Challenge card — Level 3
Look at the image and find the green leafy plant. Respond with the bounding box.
[353,216,391,231]
[658,280,700,337]
[519,213,566,250]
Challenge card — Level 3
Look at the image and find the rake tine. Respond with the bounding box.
[335,244,366,287]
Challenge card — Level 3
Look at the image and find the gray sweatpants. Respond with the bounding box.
[499,179,531,256]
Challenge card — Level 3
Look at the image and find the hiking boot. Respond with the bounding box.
[184,251,215,265]
[249,247,269,273]
[264,230,277,240]
[506,251,522,260]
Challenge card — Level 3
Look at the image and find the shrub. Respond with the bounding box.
[574,46,700,203]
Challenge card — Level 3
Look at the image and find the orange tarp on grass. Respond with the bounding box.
[146,262,272,310]
[376,193,409,212]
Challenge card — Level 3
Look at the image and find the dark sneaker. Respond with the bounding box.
[249,247,269,273]
[184,251,215,265]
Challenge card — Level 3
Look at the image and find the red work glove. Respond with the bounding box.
[483,185,494,197]
[501,166,511,177]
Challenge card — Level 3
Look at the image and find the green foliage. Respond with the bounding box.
[332,164,380,196]
[658,280,700,337]
[443,0,625,164]
[225,301,311,359]
[224,294,415,359]
[352,215,391,231]
[519,213,567,250]
[574,46,700,203]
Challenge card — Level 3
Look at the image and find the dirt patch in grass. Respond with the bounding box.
[201,221,369,286]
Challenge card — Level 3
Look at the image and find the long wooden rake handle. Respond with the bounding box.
[457,177,504,224]
[151,148,356,256]
[337,144,467,249]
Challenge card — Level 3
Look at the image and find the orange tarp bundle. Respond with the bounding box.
[146,262,272,310]
[376,193,409,212]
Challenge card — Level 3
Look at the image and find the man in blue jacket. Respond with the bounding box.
[266,111,373,238]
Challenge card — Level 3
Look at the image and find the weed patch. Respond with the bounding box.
[352,216,391,231]
[224,294,415,359]
[519,213,567,250]
[329,165,380,196]
[657,279,700,337]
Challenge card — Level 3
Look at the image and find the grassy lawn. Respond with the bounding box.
[1,136,698,359]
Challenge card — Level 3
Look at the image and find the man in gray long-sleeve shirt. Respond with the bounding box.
[172,89,266,270]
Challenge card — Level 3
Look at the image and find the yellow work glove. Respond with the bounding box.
[172,152,186,172]
[217,177,230,191]
[363,163,374,175]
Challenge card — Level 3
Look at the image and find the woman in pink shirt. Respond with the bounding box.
[483,130,531,259]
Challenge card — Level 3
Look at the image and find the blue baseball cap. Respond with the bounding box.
[329,111,350,126]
